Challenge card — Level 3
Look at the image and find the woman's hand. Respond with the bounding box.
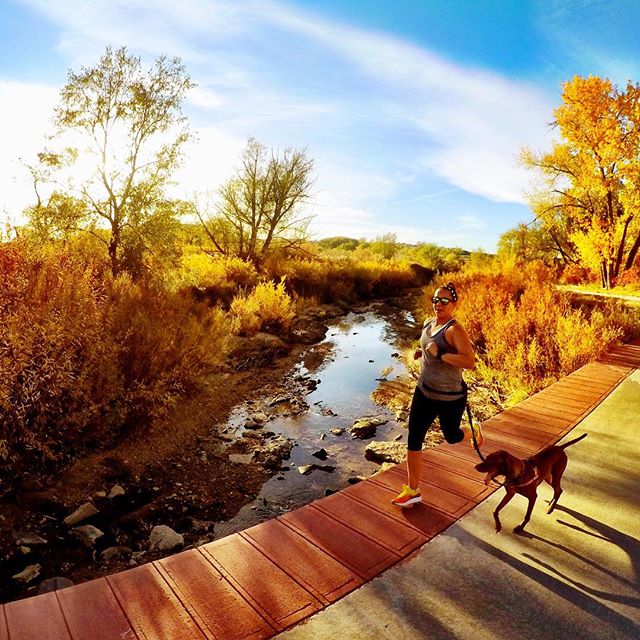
[413,348,422,360]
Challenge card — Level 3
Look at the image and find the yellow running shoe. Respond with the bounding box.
[391,484,422,507]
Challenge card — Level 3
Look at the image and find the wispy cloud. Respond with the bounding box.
[0,79,59,217]
[537,0,640,84]
[7,0,558,248]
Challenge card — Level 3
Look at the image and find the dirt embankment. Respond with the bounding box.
[0,288,508,604]
[0,301,361,603]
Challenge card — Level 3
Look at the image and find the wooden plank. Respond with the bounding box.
[279,505,400,580]
[539,381,605,399]
[559,380,616,396]
[574,361,626,377]
[58,577,137,640]
[4,592,71,640]
[402,460,494,502]
[200,535,321,631]
[482,405,574,436]
[565,371,622,387]
[342,480,457,537]
[420,448,485,478]
[597,354,640,368]
[479,424,558,452]
[519,397,594,421]
[420,448,479,476]
[566,364,622,380]
[533,388,600,408]
[483,418,558,445]
[241,519,363,605]
[108,563,206,640]
[311,492,426,555]
[370,468,474,518]
[498,406,571,429]
[488,412,564,437]
[0,606,8,640]
[158,548,273,640]
[440,437,536,464]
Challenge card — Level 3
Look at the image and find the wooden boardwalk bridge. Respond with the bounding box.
[2,342,640,640]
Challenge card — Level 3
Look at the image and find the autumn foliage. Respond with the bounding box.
[444,262,636,405]
[0,242,228,477]
[523,76,640,288]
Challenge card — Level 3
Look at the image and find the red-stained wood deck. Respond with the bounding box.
[3,343,640,640]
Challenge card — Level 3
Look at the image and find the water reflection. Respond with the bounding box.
[214,307,410,538]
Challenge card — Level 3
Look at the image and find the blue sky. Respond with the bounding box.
[1,0,640,251]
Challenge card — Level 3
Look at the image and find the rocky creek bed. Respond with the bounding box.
[1,291,448,604]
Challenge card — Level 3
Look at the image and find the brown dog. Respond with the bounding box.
[474,433,587,533]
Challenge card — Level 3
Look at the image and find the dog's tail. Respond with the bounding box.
[558,433,587,449]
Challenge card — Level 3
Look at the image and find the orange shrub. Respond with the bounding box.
[617,263,640,287]
[431,262,631,405]
[265,256,415,303]
[560,262,596,285]
[0,241,229,478]
[229,279,295,335]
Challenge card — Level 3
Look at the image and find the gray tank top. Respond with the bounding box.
[418,318,465,401]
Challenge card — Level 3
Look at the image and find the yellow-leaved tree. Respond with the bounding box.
[522,76,640,287]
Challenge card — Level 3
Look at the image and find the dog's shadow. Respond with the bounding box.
[518,504,640,605]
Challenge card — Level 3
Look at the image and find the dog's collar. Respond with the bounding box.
[508,459,537,486]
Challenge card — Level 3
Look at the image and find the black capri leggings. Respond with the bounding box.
[407,386,467,451]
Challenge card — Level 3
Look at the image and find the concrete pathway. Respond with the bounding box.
[276,370,640,640]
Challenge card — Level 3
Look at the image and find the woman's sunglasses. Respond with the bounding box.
[431,296,452,306]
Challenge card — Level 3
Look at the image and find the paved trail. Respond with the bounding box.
[277,370,640,640]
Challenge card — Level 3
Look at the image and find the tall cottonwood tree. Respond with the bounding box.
[522,76,640,287]
[27,46,193,276]
[195,138,314,266]
[497,222,564,265]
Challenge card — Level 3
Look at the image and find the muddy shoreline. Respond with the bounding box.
[1,292,429,604]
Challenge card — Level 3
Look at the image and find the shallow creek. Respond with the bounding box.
[214,304,416,537]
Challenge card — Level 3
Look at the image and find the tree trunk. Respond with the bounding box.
[625,231,640,271]
[613,216,631,278]
[109,222,120,277]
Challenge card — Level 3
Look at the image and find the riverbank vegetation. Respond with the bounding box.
[2,47,640,487]
[418,260,639,413]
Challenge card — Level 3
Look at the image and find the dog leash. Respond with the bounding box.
[466,403,486,462]
[466,402,508,489]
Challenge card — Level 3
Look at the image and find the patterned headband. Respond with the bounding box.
[442,282,458,302]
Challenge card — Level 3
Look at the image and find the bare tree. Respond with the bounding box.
[27,46,194,276]
[196,138,315,265]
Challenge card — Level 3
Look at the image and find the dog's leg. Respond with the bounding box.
[493,489,516,533]
[513,491,537,533]
[547,457,567,514]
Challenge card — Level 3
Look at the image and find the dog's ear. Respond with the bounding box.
[499,451,519,478]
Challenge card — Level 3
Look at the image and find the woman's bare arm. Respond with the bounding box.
[439,324,475,369]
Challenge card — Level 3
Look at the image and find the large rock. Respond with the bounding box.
[289,318,328,344]
[409,263,437,285]
[15,532,47,546]
[101,546,133,562]
[350,415,388,439]
[108,484,125,499]
[260,435,293,460]
[71,524,105,548]
[365,441,407,464]
[12,564,41,583]
[229,453,254,465]
[64,502,99,526]
[17,490,66,514]
[149,525,184,551]
[38,577,74,594]
[101,456,133,481]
